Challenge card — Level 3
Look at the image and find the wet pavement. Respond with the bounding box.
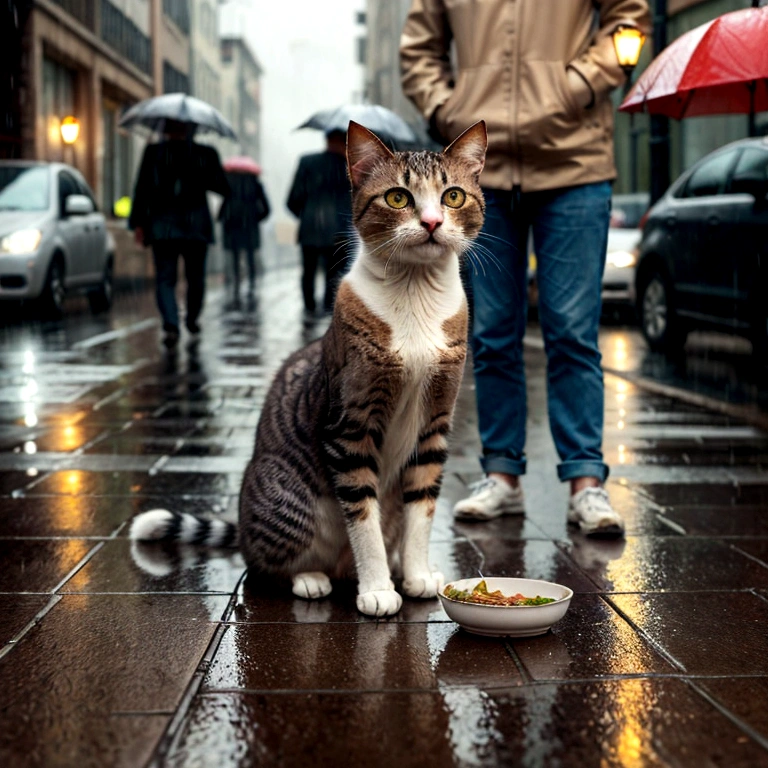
[1,265,768,767]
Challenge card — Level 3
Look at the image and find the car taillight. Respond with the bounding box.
[638,209,650,231]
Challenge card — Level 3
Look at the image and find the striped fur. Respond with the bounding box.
[130,121,488,617]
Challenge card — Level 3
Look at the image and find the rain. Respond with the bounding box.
[1,1,768,766]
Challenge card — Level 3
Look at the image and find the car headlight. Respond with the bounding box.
[606,250,637,269]
[0,228,43,255]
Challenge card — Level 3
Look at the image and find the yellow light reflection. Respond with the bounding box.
[55,424,83,452]
[54,492,86,533]
[609,334,629,370]
[58,470,85,495]
[618,420,625,430]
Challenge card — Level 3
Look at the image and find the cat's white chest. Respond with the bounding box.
[347,260,465,489]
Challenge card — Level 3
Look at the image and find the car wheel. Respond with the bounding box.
[38,257,65,319]
[88,259,114,314]
[638,268,687,353]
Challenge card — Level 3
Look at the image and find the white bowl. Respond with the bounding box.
[438,577,573,637]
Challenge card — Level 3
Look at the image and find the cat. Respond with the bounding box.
[129,119,487,617]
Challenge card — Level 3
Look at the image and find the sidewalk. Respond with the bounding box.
[1,266,768,767]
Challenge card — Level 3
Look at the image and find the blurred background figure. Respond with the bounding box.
[129,118,229,349]
[220,156,271,304]
[286,129,353,315]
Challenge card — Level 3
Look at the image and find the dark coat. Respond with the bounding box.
[219,172,271,251]
[129,140,230,245]
[286,151,352,248]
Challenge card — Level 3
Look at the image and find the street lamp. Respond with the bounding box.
[612,26,645,77]
[60,116,80,145]
[612,26,645,194]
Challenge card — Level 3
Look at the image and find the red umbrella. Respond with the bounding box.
[619,6,768,121]
[223,156,262,174]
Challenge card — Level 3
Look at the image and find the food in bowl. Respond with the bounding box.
[443,579,556,606]
[438,577,573,637]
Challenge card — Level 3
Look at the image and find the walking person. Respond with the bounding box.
[129,119,230,348]
[220,163,271,303]
[286,129,353,315]
[400,0,651,537]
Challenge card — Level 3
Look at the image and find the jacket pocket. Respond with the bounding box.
[436,65,506,144]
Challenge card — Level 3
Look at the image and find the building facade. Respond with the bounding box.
[3,0,268,283]
[219,36,263,162]
[363,0,432,148]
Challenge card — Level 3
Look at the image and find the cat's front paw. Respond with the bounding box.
[356,589,403,617]
[292,571,332,600]
[402,570,445,599]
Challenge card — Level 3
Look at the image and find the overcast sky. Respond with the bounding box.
[219,0,366,246]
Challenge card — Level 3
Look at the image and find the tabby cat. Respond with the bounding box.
[130,120,487,617]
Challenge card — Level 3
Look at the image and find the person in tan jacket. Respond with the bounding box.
[400,0,651,537]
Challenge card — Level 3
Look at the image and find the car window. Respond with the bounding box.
[0,166,50,211]
[728,148,768,196]
[58,170,80,216]
[75,176,99,211]
[681,150,738,198]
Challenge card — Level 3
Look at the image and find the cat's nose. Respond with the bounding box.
[421,208,443,234]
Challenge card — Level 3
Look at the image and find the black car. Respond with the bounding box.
[635,137,768,354]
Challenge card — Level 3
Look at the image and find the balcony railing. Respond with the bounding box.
[100,0,151,74]
[50,0,96,32]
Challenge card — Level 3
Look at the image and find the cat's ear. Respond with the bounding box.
[346,121,394,188]
[443,121,487,179]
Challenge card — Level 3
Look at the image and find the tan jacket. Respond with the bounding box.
[400,0,651,192]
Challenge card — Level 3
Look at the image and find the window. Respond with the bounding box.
[728,147,768,196]
[58,171,79,216]
[681,149,738,198]
[0,166,50,211]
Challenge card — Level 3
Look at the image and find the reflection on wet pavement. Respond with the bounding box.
[1,268,768,766]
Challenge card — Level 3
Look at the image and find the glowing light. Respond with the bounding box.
[612,26,646,70]
[24,410,38,427]
[60,116,80,144]
[23,441,37,455]
[22,350,35,375]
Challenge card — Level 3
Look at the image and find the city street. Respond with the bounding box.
[1,264,768,767]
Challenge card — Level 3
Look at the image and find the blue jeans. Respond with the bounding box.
[470,182,611,483]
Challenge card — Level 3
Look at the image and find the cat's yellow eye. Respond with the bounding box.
[385,189,410,209]
[442,188,466,208]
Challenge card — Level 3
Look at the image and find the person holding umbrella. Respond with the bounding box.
[219,157,271,303]
[286,129,354,315]
[128,118,230,348]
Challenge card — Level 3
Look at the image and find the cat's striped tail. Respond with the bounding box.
[128,509,239,548]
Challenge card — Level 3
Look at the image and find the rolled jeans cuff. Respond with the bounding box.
[557,460,610,483]
[480,454,527,477]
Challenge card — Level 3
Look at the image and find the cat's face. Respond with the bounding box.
[346,122,487,266]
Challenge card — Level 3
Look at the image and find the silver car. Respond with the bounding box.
[0,161,115,317]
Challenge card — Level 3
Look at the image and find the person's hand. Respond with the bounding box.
[134,227,145,247]
[566,68,593,109]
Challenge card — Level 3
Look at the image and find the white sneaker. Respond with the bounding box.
[568,487,625,538]
[453,477,525,521]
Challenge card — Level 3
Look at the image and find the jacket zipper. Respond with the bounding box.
[510,0,522,187]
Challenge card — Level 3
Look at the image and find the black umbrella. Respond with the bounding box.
[298,104,417,146]
[119,93,237,139]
